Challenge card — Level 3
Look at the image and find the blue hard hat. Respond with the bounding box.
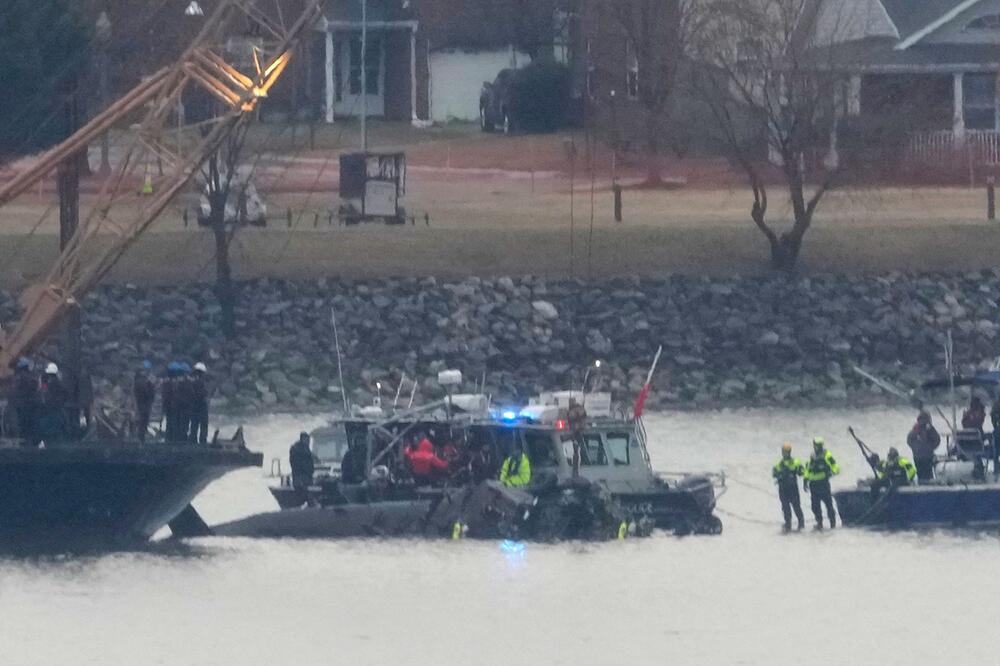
[180,362,192,373]
[16,357,30,369]
[142,360,152,371]
[167,362,181,374]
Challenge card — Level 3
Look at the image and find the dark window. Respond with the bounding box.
[579,433,607,466]
[964,73,996,130]
[605,432,631,466]
[348,36,381,96]
[523,430,559,467]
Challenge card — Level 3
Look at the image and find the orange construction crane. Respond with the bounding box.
[0,0,325,377]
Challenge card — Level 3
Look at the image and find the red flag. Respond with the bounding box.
[633,383,652,419]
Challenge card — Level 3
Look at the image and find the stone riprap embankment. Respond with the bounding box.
[1,272,998,413]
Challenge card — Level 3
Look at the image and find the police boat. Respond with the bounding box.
[249,382,723,540]
[836,370,1000,528]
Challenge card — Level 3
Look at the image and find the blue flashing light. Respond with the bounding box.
[501,410,518,422]
[500,539,526,554]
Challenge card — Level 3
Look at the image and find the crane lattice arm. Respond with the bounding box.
[0,0,325,377]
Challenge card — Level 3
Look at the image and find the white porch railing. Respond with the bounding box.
[908,130,1000,166]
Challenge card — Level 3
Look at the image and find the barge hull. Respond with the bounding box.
[835,485,1000,527]
[0,442,262,549]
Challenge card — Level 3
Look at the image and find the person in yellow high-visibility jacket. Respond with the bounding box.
[499,444,532,488]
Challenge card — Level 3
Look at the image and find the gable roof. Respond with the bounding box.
[881,0,991,48]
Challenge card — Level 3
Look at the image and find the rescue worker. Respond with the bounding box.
[566,398,587,476]
[12,358,39,448]
[404,433,449,485]
[339,441,365,485]
[38,363,67,443]
[962,396,986,431]
[906,410,940,482]
[133,361,156,442]
[289,432,315,491]
[499,442,532,488]
[189,362,209,445]
[804,436,839,529]
[161,362,180,441]
[876,447,916,489]
[175,363,194,444]
[772,443,805,532]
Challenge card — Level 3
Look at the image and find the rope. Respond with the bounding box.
[715,507,775,527]
[725,473,779,498]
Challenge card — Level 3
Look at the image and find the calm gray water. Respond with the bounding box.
[2,409,999,666]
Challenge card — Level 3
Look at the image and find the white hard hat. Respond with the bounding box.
[45,362,59,374]
[193,362,207,373]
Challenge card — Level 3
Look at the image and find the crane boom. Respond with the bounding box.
[0,0,325,377]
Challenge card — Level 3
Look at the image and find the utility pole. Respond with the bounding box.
[57,81,83,432]
[361,0,368,151]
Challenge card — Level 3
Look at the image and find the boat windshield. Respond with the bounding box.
[311,425,350,463]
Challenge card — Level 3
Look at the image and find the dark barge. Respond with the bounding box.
[0,433,261,549]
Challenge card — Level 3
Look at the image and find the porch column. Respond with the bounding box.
[847,74,861,116]
[954,71,965,145]
[325,28,335,124]
[410,27,418,124]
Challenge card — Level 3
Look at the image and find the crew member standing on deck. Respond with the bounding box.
[289,432,315,491]
[162,363,179,441]
[962,396,986,431]
[876,447,916,489]
[906,410,940,482]
[134,361,156,442]
[12,358,40,448]
[38,363,68,443]
[176,363,194,444]
[772,443,805,532]
[189,363,209,445]
[804,436,839,530]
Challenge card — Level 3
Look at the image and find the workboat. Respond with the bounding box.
[837,369,1000,528]
[0,426,261,549]
[236,382,723,541]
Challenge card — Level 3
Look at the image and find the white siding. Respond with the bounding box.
[813,0,899,46]
[429,48,530,123]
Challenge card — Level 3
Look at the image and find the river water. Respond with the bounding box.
[2,408,998,666]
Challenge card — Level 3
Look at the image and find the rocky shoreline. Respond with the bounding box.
[3,271,999,414]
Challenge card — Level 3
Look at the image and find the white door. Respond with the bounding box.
[335,34,385,117]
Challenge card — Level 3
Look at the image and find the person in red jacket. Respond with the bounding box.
[405,435,449,484]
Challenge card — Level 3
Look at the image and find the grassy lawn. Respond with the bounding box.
[2,122,999,289]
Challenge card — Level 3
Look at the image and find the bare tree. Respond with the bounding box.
[586,0,684,184]
[687,0,852,271]
[202,120,252,339]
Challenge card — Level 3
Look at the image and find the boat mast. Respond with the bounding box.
[361,0,369,152]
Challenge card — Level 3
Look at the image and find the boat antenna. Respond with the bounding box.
[946,330,957,434]
[633,345,662,420]
[407,379,418,409]
[331,307,349,413]
[393,372,406,411]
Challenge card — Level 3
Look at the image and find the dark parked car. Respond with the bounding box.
[479,62,572,134]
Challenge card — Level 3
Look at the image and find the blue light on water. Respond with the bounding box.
[500,539,526,554]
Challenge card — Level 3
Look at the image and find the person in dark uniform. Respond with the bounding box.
[339,440,365,484]
[772,443,805,532]
[906,410,940,482]
[189,362,209,445]
[134,361,156,442]
[289,432,316,491]
[38,363,68,443]
[175,363,194,444]
[12,358,40,448]
[161,363,179,441]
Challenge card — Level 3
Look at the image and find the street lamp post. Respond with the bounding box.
[582,359,602,394]
[95,11,113,175]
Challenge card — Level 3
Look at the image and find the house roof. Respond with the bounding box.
[878,0,973,40]
[809,37,1000,71]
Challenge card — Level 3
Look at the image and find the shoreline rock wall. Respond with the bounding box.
[2,271,998,413]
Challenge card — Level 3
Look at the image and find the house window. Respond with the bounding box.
[965,14,1000,31]
[964,73,996,130]
[348,35,381,96]
[626,40,639,100]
